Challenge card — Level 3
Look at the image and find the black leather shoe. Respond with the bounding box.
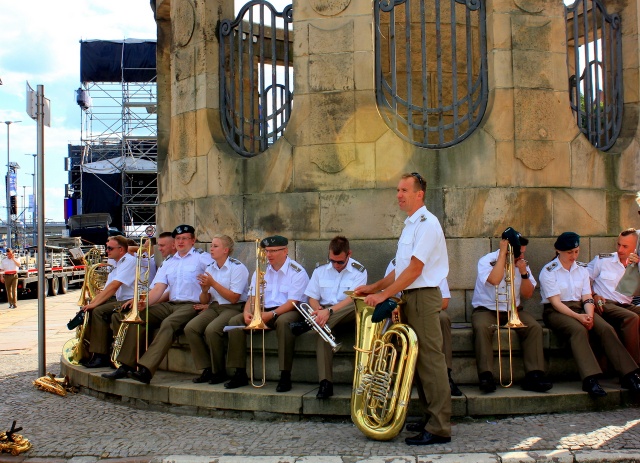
[405,419,426,433]
[582,376,607,398]
[128,365,153,384]
[521,371,553,393]
[316,379,333,399]
[224,369,249,389]
[290,321,312,336]
[192,368,213,384]
[621,372,640,392]
[84,354,111,369]
[478,371,496,393]
[208,372,227,385]
[102,365,131,380]
[405,430,451,446]
[448,370,462,396]
[276,371,292,392]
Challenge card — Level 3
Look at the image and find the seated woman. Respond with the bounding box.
[183,234,249,385]
[539,232,640,398]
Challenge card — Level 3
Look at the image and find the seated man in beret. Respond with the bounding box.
[104,224,212,384]
[471,227,552,393]
[224,235,310,392]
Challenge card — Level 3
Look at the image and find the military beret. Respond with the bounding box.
[260,235,288,248]
[501,227,522,258]
[172,224,195,238]
[554,231,580,251]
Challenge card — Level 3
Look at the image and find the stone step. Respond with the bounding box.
[61,358,637,420]
[158,325,580,385]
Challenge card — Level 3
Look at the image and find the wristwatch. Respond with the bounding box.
[272,311,279,321]
[328,307,334,315]
[520,272,529,279]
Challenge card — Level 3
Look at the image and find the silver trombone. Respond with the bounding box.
[292,302,342,353]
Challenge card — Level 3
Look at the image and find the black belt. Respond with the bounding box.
[265,307,278,311]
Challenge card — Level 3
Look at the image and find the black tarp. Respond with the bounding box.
[81,172,123,231]
[80,39,156,83]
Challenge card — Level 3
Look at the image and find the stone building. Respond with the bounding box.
[151,0,640,324]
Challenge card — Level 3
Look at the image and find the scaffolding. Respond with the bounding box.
[68,39,157,237]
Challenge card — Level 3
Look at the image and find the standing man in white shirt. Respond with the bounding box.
[355,172,451,446]
[587,228,640,364]
[471,228,552,393]
[302,236,367,399]
[104,224,212,383]
[1,249,21,308]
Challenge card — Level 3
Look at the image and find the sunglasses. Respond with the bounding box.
[411,172,426,189]
[105,246,121,251]
[328,257,347,265]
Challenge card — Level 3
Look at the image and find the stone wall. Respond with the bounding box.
[153,0,640,305]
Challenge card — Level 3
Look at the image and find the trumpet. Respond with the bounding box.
[494,243,526,387]
[292,302,341,353]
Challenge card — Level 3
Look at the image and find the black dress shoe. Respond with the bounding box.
[621,372,640,392]
[316,379,333,399]
[192,368,213,384]
[128,365,153,384]
[478,371,496,393]
[102,365,131,380]
[405,430,451,446]
[276,371,292,392]
[84,354,112,369]
[521,371,553,393]
[582,376,607,398]
[448,371,462,397]
[405,419,426,432]
[224,369,249,389]
[290,321,312,336]
[208,372,227,385]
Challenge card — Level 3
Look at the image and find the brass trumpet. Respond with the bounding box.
[494,243,526,387]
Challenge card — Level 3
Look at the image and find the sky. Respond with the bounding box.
[0,1,158,223]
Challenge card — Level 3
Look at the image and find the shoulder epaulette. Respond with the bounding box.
[598,253,615,259]
[420,215,427,222]
[546,262,558,271]
[577,261,588,267]
[315,262,321,268]
[351,262,365,273]
[195,248,204,254]
[290,262,302,273]
[490,260,496,267]
[391,258,396,266]
[229,257,241,265]
[121,255,127,262]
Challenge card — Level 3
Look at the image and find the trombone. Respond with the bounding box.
[244,240,270,387]
[494,243,526,387]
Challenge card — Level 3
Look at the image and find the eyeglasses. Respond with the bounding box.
[105,246,121,251]
[328,257,347,265]
[264,247,287,254]
[411,172,426,189]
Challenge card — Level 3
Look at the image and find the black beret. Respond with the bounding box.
[172,224,195,238]
[260,235,288,248]
[554,232,580,251]
[501,227,522,258]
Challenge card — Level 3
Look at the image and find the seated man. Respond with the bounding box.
[224,235,309,392]
[81,235,137,368]
[587,228,640,364]
[471,227,552,393]
[103,224,212,383]
[302,236,368,399]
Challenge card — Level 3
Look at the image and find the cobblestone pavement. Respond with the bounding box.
[1,292,639,462]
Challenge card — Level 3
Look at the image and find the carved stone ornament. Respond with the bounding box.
[311,0,351,16]
[310,150,356,173]
[174,0,196,48]
[176,158,197,185]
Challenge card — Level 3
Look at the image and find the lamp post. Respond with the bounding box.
[26,154,36,247]
[5,120,21,249]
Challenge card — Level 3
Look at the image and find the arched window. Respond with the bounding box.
[565,0,622,151]
[219,1,293,157]
[375,0,488,149]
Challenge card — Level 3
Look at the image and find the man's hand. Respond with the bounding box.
[243,311,253,325]
[313,308,330,328]
[515,257,528,274]
[364,292,387,308]
[577,313,593,330]
[629,252,639,265]
[82,304,94,312]
[120,299,134,311]
[499,238,509,255]
[354,284,374,295]
[194,303,209,312]
[593,295,606,315]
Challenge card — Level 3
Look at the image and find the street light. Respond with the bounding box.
[5,120,21,249]
[25,153,36,246]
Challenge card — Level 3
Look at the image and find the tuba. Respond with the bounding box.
[494,243,526,387]
[244,239,270,387]
[346,291,419,441]
[63,249,113,365]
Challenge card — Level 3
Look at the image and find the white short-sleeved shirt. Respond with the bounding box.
[153,247,211,302]
[138,254,157,287]
[587,253,632,305]
[0,257,19,273]
[539,256,591,303]
[305,257,368,306]
[386,259,449,299]
[395,205,449,289]
[104,253,137,301]
[471,250,537,311]
[249,256,309,308]
[204,256,249,305]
